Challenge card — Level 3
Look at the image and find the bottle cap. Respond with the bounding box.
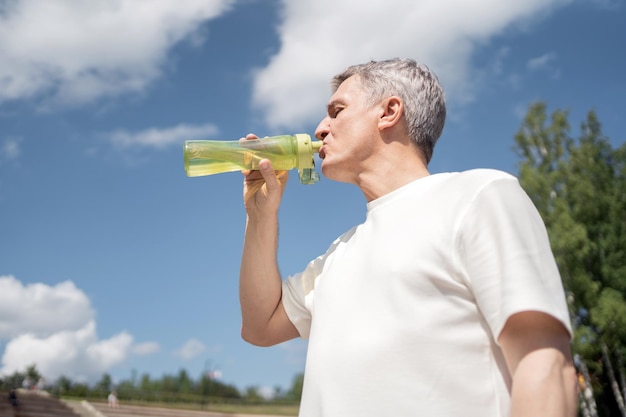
[294,134,321,184]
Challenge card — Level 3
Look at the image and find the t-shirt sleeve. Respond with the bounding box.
[282,269,313,339]
[282,249,332,340]
[456,176,572,342]
[282,230,355,339]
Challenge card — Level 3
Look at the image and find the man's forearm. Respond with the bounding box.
[509,348,578,417]
[239,215,283,345]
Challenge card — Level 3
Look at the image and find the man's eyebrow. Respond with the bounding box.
[326,100,343,113]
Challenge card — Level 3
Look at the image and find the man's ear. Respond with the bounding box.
[378,96,404,131]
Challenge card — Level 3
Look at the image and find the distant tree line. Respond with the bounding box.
[0,364,304,407]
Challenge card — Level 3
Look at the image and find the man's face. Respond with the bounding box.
[315,76,381,183]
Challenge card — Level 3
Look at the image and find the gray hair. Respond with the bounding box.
[331,58,446,164]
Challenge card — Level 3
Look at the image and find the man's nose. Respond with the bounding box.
[315,117,330,140]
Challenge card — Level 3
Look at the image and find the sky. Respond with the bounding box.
[0,0,625,396]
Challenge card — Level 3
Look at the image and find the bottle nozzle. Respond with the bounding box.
[294,134,322,184]
[311,140,322,153]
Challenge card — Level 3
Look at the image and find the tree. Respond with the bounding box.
[0,370,25,391]
[25,364,41,384]
[43,367,245,405]
[286,373,304,401]
[514,102,626,416]
[56,376,72,393]
[139,373,153,392]
[95,373,113,395]
[176,369,193,394]
[52,375,72,398]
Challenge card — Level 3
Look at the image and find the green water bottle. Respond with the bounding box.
[183,134,322,184]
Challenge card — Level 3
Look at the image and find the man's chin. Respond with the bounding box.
[320,160,344,182]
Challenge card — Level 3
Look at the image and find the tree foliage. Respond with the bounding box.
[0,364,302,407]
[514,102,626,417]
[286,373,304,401]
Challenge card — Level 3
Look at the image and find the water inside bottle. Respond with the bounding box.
[184,138,298,177]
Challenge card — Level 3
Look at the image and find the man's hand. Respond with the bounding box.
[241,134,289,219]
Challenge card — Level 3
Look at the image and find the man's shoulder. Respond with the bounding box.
[455,168,516,182]
[434,168,517,191]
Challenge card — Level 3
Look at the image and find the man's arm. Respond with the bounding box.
[239,151,299,347]
[499,311,578,417]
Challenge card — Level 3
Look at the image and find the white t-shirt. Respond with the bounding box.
[282,169,572,417]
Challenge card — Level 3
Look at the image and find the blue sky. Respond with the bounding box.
[0,0,624,395]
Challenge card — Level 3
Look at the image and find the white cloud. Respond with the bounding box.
[256,385,277,400]
[527,52,557,70]
[107,123,219,149]
[0,275,158,383]
[1,321,132,383]
[252,0,572,131]
[527,52,561,79]
[175,339,207,360]
[1,137,22,161]
[133,342,161,356]
[0,276,93,338]
[0,0,236,105]
[491,47,511,76]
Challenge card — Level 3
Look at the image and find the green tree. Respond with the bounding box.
[176,369,193,394]
[0,370,25,391]
[114,379,136,401]
[200,374,240,400]
[244,386,263,402]
[55,376,72,393]
[95,373,113,395]
[286,373,304,401]
[139,373,151,390]
[25,364,41,384]
[514,102,626,417]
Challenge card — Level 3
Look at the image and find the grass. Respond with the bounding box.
[86,399,300,416]
[199,403,299,415]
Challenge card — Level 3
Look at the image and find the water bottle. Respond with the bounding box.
[183,134,322,184]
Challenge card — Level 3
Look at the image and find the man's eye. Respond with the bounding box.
[332,108,343,118]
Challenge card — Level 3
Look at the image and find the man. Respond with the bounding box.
[108,391,119,408]
[239,58,577,416]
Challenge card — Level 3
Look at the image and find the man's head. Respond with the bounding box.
[331,58,446,164]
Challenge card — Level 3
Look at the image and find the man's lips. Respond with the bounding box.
[318,146,326,159]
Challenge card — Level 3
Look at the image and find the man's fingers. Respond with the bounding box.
[258,160,277,188]
[243,178,266,205]
[240,133,259,142]
[259,160,289,191]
